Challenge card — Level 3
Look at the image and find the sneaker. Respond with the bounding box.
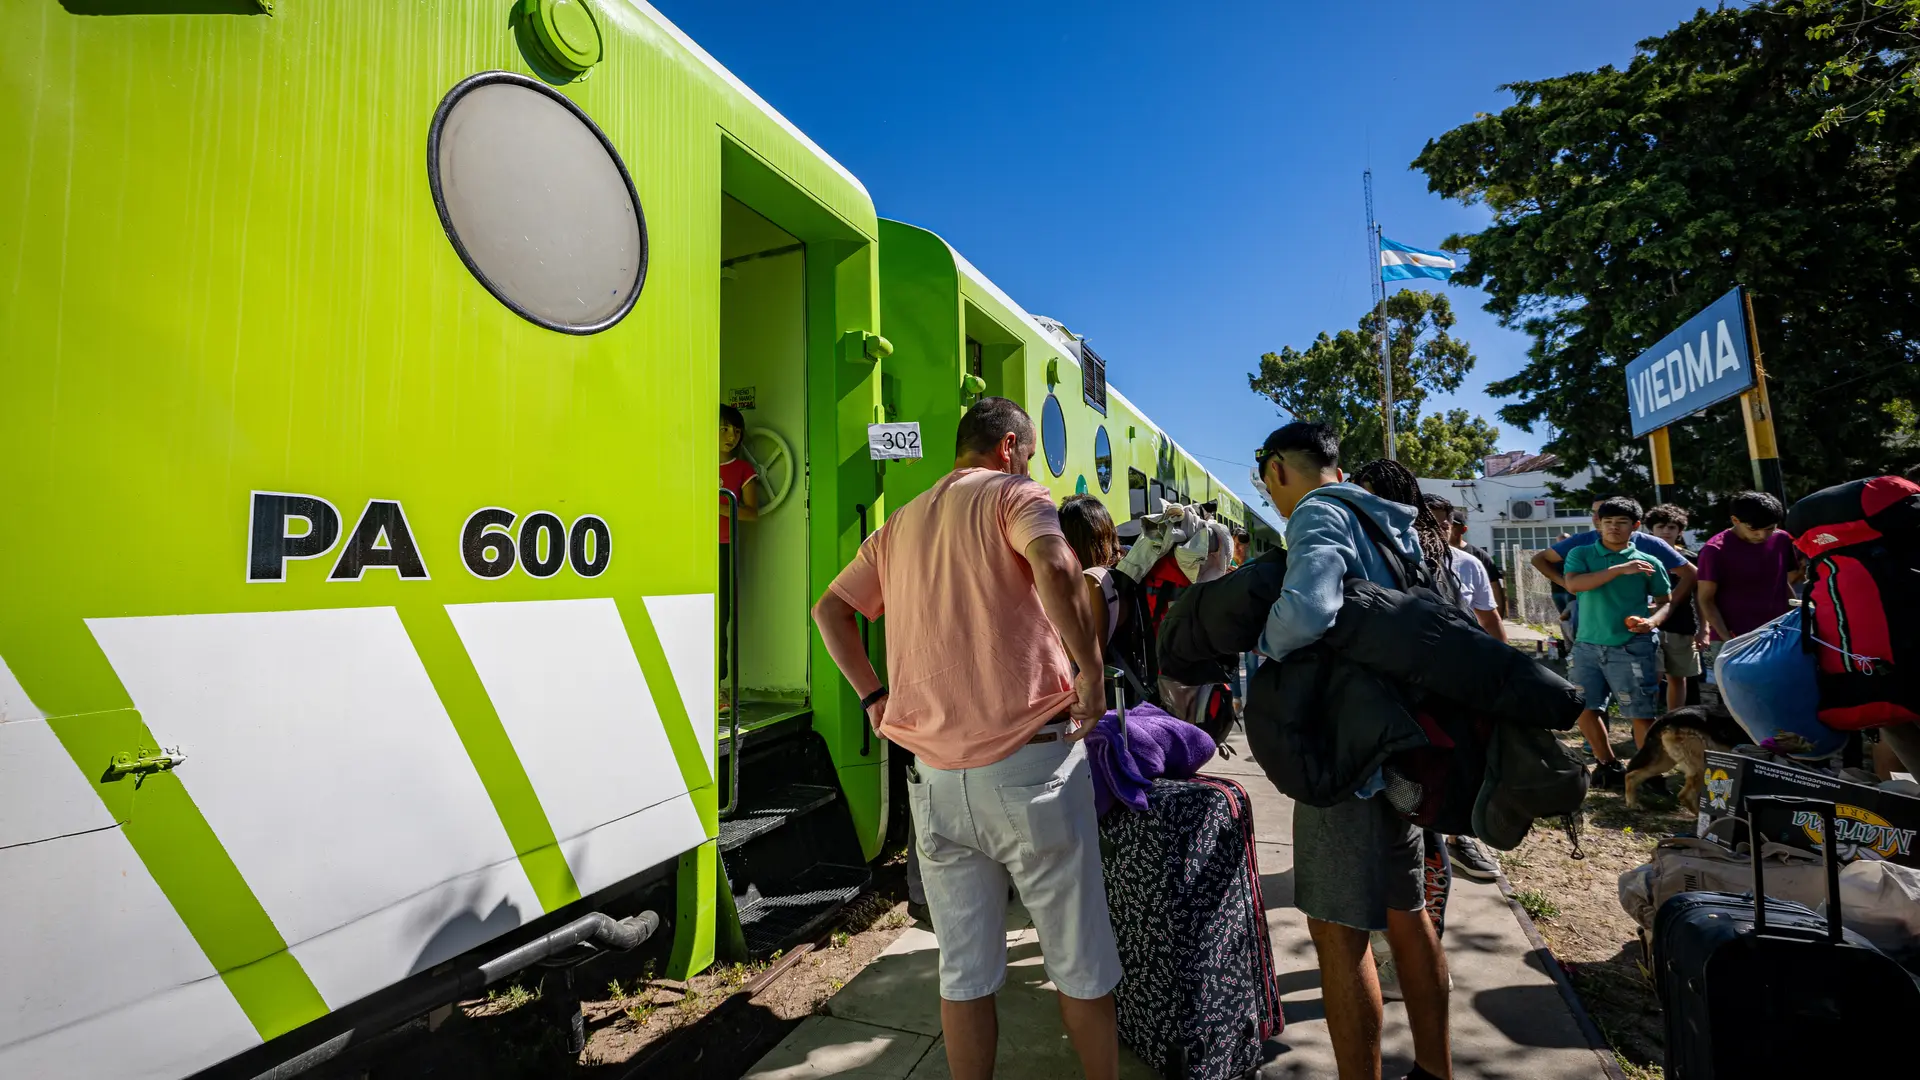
[1448,836,1500,882]
[1371,932,1402,1002]
[1591,761,1627,790]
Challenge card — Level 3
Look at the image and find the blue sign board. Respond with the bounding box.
[1625,286,1756,437]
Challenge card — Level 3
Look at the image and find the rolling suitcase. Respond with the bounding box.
[1653,794,1920,1078]
[1099,670,1281,1080]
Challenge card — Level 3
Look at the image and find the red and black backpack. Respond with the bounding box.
[1787,475,1920,729]
[1109,551,1239,748]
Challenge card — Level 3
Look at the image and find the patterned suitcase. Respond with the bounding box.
[1101,774,1282,1080]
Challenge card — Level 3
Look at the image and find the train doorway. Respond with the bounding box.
[714,184,873,961]
[719,195,811,733]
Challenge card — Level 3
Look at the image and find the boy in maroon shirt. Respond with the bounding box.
[1696,492,1801,676]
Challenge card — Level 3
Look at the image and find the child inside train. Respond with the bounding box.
[720,403,761,714]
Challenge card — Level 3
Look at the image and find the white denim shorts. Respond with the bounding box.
[906,734,1122,1002]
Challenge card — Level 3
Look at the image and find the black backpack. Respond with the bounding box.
[1105,558,1184,709]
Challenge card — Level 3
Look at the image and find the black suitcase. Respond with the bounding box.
[1653,794,1920,1078]
[1099,672,1281,1080]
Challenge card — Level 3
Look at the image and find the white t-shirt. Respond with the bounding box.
[1450,547,1496,615]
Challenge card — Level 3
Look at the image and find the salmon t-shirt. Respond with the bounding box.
[829,468,1075,770]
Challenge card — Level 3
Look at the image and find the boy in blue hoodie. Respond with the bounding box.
[1253,423,1452,1080]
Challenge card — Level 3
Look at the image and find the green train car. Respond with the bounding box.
[876,219,1248,529]
[0,3,1253,1078]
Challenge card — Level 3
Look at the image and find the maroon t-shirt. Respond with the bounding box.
[1697,527,1797,640]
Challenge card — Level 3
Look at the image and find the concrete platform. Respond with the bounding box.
[742,736,1615,1079]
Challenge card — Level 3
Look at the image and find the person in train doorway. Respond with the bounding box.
[1253,423,1453,1080]
[719,404,761,717]
[812,397,1120,1080]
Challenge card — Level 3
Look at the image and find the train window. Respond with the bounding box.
[428,72,646,334]
[1081,342,1107,416]
[1094,426,1112,492]
[966,337,984,379]
[1041,394,1067,477]
[1129,468,1149,517]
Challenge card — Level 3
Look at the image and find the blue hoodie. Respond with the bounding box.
[1259,482,1424,663]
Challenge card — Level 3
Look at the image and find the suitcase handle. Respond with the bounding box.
[1743,794,1843,943]
[1104,665,1127,735]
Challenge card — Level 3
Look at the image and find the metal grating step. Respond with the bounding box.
[718,781,840,852]
[735,863,870,959]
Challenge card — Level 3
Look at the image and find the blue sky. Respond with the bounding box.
[656,0,1707,516]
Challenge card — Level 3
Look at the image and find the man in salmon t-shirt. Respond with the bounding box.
[813,397,1118,1080]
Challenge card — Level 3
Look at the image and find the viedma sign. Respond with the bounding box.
[1625,286,1756,437]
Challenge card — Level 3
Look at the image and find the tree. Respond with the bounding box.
[1413,2,1920,510]
[1785,1,1920,134]
[1396,409,1502,480]
[1247,290,1499,478]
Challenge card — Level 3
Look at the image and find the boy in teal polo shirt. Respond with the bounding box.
[1564,497,1673,789]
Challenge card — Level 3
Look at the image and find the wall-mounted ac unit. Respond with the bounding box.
[1509,497,1555,521]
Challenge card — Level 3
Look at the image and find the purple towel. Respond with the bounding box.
[1083,703,1219,817]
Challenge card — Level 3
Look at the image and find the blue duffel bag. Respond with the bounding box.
[1713,607,1846,759]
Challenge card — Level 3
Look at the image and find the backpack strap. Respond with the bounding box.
[1304,490,1426,591]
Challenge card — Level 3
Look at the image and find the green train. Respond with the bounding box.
[0,3,1263,1077]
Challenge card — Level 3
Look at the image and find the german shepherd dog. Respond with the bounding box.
[1623,703,1749,810]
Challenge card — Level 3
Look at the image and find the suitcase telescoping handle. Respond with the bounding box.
[1104,665,1127,737]
[1744,794,1844,943]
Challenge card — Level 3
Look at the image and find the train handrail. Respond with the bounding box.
[855,503,872,758]
[720,488,742,819]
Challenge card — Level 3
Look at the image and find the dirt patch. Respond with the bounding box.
[334,864,916,1080]
[593,893,914,1076]
[1499,726,1695,1080]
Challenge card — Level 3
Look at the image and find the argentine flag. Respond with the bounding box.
[1380,237,1458,283]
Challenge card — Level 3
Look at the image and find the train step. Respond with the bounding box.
[718,780,841,853]
[734,862,871,959]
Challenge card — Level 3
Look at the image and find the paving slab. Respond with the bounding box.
[740,732,1613,1080]
[743,1016,935,1080]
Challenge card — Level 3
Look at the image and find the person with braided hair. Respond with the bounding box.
[1350,458,1460,606]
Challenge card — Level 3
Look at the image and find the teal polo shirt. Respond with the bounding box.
[1565,541,1671,647]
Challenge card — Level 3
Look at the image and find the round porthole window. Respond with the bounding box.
[1041,395,1068,478]
[428,72,647,334]
[1094,426,1113,492]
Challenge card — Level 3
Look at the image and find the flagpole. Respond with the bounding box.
[1365,170,1395,460]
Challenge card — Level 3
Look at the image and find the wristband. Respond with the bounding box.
[859,686,889,710]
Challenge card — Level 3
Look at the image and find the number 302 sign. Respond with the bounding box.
[868,421,923,461]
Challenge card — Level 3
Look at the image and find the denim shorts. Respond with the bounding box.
[906,735,1122,1001]
[1570,636,1660,719]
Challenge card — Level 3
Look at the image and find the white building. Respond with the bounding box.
[1418,451,1593,573]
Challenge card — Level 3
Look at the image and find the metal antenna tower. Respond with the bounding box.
[1364,170,1394,460]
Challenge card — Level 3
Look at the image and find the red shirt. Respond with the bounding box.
[719,456,758,544]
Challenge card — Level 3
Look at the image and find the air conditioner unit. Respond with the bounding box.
[1509,497,1555,521]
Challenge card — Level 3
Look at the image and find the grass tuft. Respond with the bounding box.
[1514,887,1562,921]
